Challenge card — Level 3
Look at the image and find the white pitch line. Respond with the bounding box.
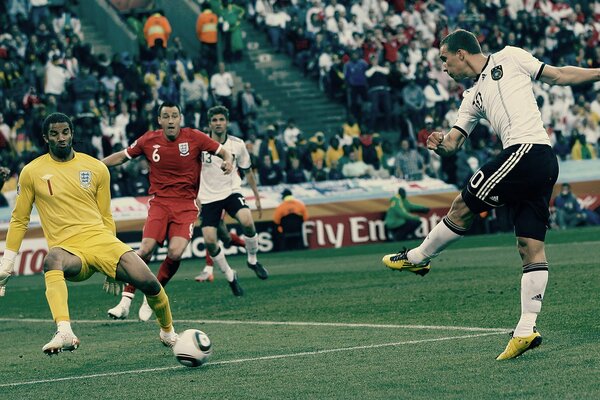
[0,318,510,333]
[0,331,506,388]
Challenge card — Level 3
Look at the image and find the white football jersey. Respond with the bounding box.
[454,46,551,148]
[198,134,251,204]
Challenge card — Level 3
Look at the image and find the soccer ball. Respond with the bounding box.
[172,329,212,367]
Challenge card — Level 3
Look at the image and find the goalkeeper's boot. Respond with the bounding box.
[159,329,178,348]
[247,261,269,280]
[42,331,80,355]
[195,268,214,283]
[382,249,431,276]
[107,298,131,320]
[138,296,154,322]
[496,328,542,360]
[228,270,244,296]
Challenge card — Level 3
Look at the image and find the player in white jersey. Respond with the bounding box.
[196,106,268,296]
[383,29,600,360]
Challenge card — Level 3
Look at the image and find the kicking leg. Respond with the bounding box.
[108,238,157,319]
[116,251,177,346]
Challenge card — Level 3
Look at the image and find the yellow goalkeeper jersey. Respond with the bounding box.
[5,152,116,252]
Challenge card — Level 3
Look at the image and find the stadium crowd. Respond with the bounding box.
[1,0,599,202]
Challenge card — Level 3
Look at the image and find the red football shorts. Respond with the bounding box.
[143,197,199,243]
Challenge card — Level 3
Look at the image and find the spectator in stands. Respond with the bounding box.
[342,146,377,178]
[7,0,29,24]
[44,54,71,98]
[401,78,426,128]
[554,183,587,229]
[143,11,172,59]
[258,124,287,169]
[311,158,328,181]
[283,118,301,149]
[384,187,429,241]
[258,153,284,186]
[100,66,121,93]
[341,114,361,146]
[423,72,450,121]
[553,132,571,161]
[325,135,344,168]
[318,44,333,92]
[394,138,425,181]
[327,158,344,180]
[287,26,310,69]
[0,166,10,207]
[210,62,234,112]
[0,113,11,152]
[221,0,245,62]
[417,116,435,147]
[286,156,308,184]
[365,56,392,131]
[344,50,369,123]
[53,7,83,42]
[327,52,345,100]
[180,69,208,121]
[196,2,219,76]
[359,131,381,170]
[265,3,290,53]
[571,133,597,160]
[309,132,326,159]
[237,82,262,122]
[30,0,51,27]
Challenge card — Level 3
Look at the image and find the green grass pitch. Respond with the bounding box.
[1,227,599,399]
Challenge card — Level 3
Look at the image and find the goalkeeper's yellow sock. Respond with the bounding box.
[146,286,173,332]
[45,270,70,323]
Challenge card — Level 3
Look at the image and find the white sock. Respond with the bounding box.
[514,263,548,337]
[212,248,234,282]
[408,217,465,264]
[57,320,73,334]
[121,291,134,308]
[203,266,214,275]
[244,234,259,265]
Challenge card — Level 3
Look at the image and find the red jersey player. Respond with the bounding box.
[102,101,234,321]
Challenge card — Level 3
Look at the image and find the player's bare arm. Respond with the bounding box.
[539,64,600,86]
[244,168,262,218]
[427,127,466,157]
[216,146,234,174]
[102,150,130,167]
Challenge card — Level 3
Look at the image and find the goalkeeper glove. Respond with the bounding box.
[102,276,124,296]
[0,256,16,297]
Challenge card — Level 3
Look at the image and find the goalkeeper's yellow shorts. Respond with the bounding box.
[56,231,133,281]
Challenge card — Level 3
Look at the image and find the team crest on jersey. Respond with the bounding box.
[179,142,190,156]
[79,171,92,188]
[491,65,503,80]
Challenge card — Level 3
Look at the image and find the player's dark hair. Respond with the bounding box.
[207,105,229,121]
[158,101,181,116]
[440,29,482,55]
[42,112,74,137]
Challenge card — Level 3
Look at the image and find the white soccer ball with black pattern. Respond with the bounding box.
[172,329,212,367]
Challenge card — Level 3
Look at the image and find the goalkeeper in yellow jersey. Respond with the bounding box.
[0,112,178,355]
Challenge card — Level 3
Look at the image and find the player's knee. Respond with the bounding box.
[140,279,162,295]
[43,250,64,272]
[446,207,473,229]
[205,241,219,256]
[516,237,544,262]
[241,223,255,236]
[166,247,185,261]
